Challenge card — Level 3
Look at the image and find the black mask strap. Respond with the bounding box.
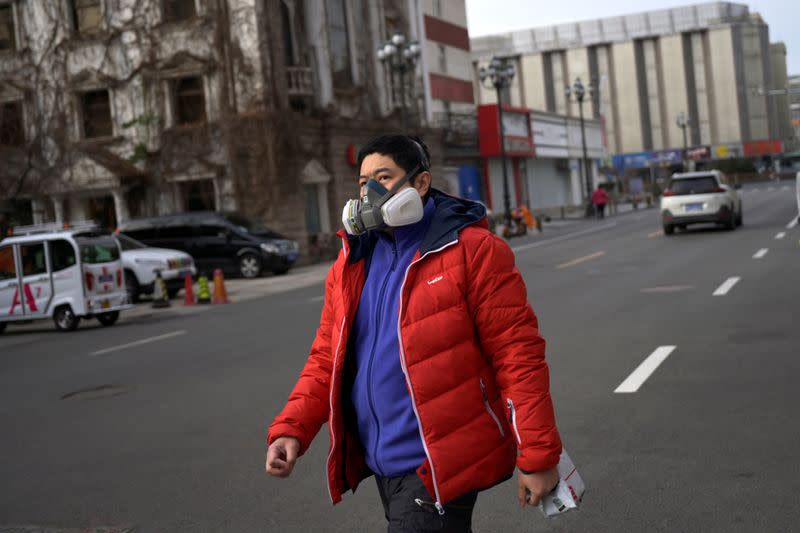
[374,164,423,209]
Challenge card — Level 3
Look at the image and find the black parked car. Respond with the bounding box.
[117,212,299,278]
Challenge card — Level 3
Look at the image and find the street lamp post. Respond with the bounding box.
[479,57,516,229]
[565,78,594,217]
[377,32,422,131]
[676,112,690,171]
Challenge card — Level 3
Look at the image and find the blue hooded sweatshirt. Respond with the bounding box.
[348,191,486,478]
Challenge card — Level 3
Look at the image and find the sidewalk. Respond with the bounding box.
[122,262,332,321]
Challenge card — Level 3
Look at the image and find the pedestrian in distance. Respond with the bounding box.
[591,186,609,219]
[795,170,800,223]
[266,134,562,532]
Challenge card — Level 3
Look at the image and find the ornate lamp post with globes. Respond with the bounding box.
[377,32,421,130]
[479,57,516,229]
[565,77,595,217]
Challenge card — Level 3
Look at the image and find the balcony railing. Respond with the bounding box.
[287,66,313,97]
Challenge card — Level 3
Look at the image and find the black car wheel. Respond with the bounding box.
[725,207,736,231]
[53,305,80,332]
[736,208,743,227]
[125,271,140,303]
[239,253,262,278]
[96,311,119,327]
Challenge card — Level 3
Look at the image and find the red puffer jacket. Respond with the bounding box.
[268,192,562,509]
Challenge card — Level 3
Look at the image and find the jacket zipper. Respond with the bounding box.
[326,315,347,504]
[397,239,459,516]
[507,398,522,446]
[480,379,505,438]
[365,238,398,476]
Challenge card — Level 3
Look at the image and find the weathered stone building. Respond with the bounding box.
[0,0,471,255]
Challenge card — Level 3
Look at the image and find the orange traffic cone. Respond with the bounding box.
[212,268,229,304]
[183,273,196,306]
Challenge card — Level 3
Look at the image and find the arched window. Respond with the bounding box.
[281,1,295,66]
[325,0,352,85]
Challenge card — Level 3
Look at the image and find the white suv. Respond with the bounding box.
[660,171,742,235]
[116,233,196,302]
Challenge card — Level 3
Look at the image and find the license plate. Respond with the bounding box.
[98,274,114,283]
[101,299,111,309]
[685,203,704,212]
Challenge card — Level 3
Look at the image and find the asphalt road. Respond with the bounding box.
[1,181,798,532]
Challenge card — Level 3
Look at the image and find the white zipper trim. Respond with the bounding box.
[480,379,505,438]
[507,398,522,446]
[397,239,459,515]
[326,315,347,504]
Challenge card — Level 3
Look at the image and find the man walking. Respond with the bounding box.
[266,135,562,532]
[591,186,609,219]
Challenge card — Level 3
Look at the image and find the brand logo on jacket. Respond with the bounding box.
[427,275,443,286]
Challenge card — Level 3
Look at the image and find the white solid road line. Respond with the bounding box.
[511,222,617,253]
[753,248,769,259]
[775,232,786,240]
[788,218,798,230]
[90,330,187,356]
[308,295,325,302]
[713,277,741,296]
[615,346,677,394]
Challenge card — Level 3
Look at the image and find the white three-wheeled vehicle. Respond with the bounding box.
[0,222,131,333]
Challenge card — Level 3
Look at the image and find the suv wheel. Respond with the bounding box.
[53,305,80,332]
[239,253,262,278]
[726,207,736,231]
[96,311,119,327]
[125,270,140,303]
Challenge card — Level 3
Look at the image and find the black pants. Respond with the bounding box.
[595,204,606,218]
[375,474,478,532]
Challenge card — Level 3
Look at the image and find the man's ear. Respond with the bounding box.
[413,171,432,198]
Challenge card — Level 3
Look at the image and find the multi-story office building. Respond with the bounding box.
[0,0,476,252]
[471,2,791,174]
[788,75,800,152]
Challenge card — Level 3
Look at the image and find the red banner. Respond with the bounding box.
[743,140,782,157]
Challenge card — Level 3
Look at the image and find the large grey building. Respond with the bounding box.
[471,2,791,164]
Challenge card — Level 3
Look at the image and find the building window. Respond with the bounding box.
[432,0,442,18]
[173,77,206,125]
[281,0,295,66]
[80,90,113,139]
[180,179,216,211]
[70,0,103,35]
[438,44,447,74]
[50,240,77,272]
[163,0,196,23]
[326,0,352,85]
[0,101,24,146]
[0,4,16,51]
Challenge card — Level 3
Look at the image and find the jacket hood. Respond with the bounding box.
[343,188,487,263]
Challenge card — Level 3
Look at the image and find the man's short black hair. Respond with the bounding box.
[357,134,431,175]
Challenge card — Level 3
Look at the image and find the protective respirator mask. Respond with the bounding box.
[341,165,425,236]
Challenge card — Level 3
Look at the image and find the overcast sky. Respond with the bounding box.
[465,0,799,76]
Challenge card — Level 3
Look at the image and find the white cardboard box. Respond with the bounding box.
[540,448,585,517]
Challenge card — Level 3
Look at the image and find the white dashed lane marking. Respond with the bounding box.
[713,277,741,296]
[90,330,187,356]
[615,346,677,394]
[753,248,768,259]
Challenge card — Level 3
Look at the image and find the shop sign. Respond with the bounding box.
[743,140,783,157]
[687,146,710,160]
[712,143,744,159]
